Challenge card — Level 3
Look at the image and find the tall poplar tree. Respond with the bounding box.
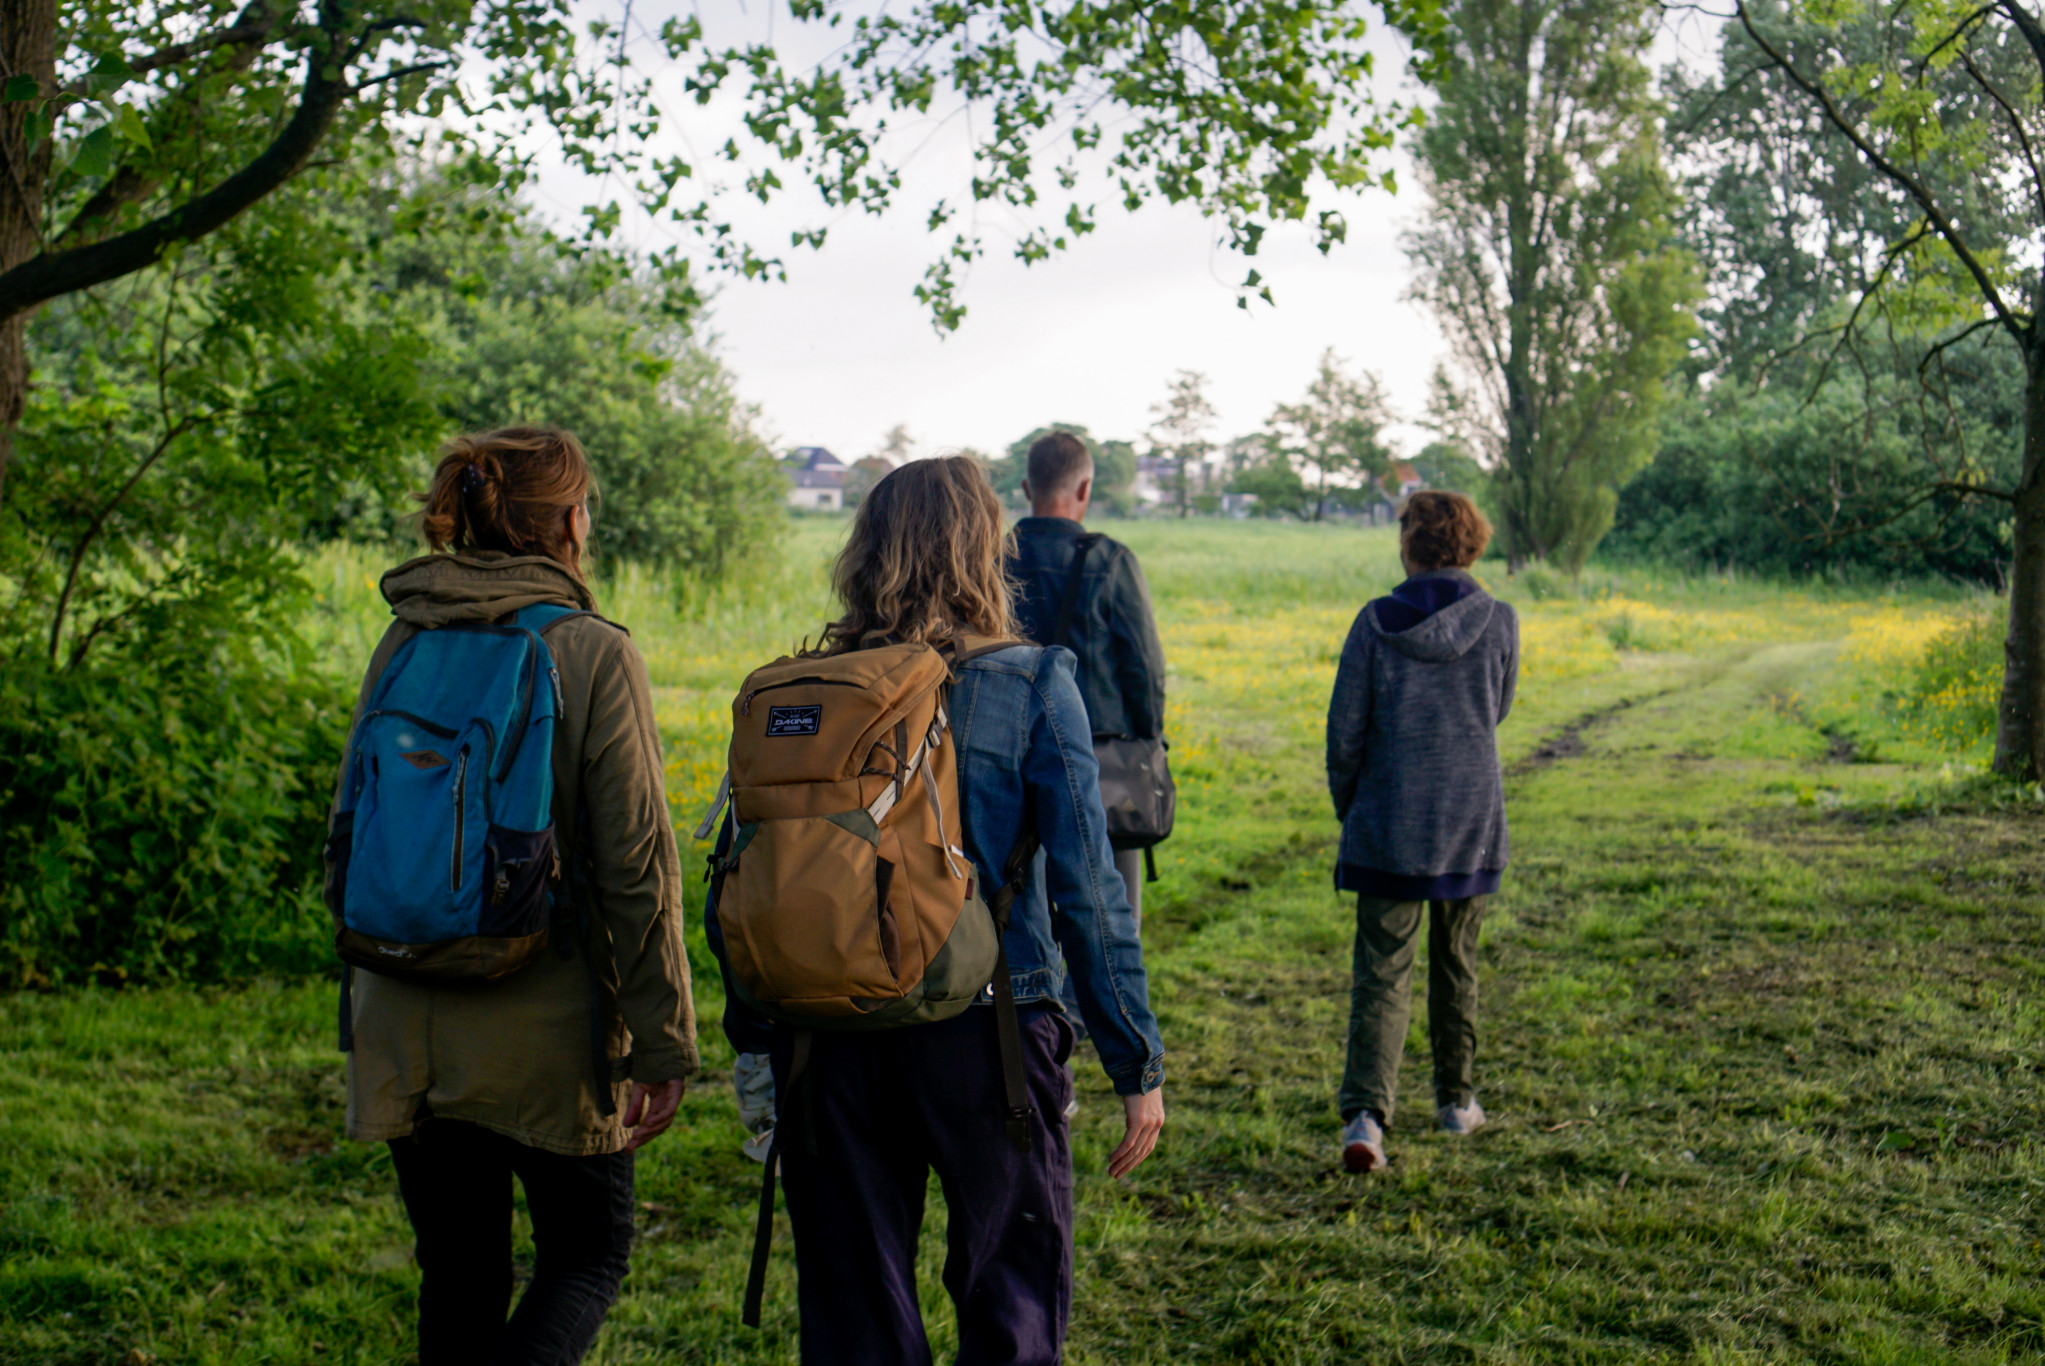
[1402,0,1696,571]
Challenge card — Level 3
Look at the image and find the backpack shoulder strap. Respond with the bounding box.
[513,603,594,635]
[946,633,1030,669]
[1049,533,1104,648]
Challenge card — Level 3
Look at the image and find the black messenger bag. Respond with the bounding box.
[1049,534,1176,870]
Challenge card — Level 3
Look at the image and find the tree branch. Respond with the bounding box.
[54,2,284,103]
[2000,0,2045,70]
[1916,316,2003,379]
[1913,4,1999,73]
[0,48,350,324]
[1957,46,2045,223]
[351,59,449,93]
[1735,1,2024,340]
[47,414,199,662]
[1804,219,1931,404]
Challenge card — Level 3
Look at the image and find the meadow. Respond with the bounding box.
[3,519,2040,1364]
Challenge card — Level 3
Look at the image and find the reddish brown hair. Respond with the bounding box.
[1399,490,1492,571]
[814,456,1019,655]
[418,427,594,579]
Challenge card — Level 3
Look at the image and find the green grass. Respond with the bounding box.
[4,522,2042,1364]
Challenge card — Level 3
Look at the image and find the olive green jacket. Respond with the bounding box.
[336,552,698,1155]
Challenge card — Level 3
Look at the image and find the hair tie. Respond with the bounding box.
[460,464,486,495]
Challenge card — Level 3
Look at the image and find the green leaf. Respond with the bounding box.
[114,103,151,150]
[82,52,138,97]
[22,105,50,150]
[1874,1130,1915,1153]
[2,74,38,102]
[70,125,116,180]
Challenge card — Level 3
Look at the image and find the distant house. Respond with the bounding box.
[1384,462,1425,502]
[1130,454,1175,509]
[1346,462,1426,526]
[785,446,847,511]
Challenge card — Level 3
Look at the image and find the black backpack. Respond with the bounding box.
[1050,534,1176,870]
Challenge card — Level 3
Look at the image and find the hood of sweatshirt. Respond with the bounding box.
[379,551,595,628]
[1365,569,1495,662]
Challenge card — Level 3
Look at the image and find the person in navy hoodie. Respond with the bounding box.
[1324,490,1518,1174]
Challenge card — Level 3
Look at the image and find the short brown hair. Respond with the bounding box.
[814,456,1019,654]
[1025,431,1092,498]
[1399,490,1492,570]
[419,427,595,579]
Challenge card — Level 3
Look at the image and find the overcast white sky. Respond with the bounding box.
[523,3,1726,464]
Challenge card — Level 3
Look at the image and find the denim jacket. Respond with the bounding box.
[705,643,1166,1097]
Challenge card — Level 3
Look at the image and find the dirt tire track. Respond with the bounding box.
[1507,689,1678,778]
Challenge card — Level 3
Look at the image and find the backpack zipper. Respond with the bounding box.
[451,747,470,891]
[739,677,863,715]
[496,633,543,780]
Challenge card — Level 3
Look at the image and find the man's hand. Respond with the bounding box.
[622,1078,687,1153]
[1107,1087,1164,1179]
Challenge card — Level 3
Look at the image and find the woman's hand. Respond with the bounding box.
[1107,1087,1165,1179]
[622,1078,687,1152]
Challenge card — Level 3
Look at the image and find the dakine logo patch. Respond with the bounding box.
[766,705,822,737]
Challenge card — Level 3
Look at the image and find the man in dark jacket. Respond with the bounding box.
[1325,490,1517,1175]
[1008,431,1168,925]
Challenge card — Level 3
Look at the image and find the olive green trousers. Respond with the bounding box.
[1338,896,1487,1125]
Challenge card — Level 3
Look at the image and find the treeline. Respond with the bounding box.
[0,164,785,988]
[1399,0,2025,585]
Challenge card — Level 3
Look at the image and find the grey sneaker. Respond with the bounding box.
[1340,1111,1386,1173]
[1438,1099,1487,1134]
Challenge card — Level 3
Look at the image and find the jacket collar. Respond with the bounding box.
[379,551,595,629]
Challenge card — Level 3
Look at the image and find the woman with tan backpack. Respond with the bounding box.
[700,454,1166,1365]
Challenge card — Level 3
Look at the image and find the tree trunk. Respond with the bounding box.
[0,0,54,510]
[1994,332,2045,779]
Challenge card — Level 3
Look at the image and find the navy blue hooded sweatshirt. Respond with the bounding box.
[1325,568,1519,901]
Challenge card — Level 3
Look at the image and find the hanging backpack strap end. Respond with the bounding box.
[337,964,355,1054]
[693,771,732,841]
[742,1139,779,1329]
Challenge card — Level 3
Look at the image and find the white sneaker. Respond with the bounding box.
[742,1126,775,1163]
[1438,1099,1487,1134]
[1340,1111,1386,1173]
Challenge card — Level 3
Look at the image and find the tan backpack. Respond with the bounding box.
[696,636,1040,1327]
[696,636,1034,1026]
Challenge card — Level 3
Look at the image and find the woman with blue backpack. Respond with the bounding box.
[326,427,697,1364]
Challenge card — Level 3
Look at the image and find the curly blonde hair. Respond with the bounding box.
[813,455,1019,654]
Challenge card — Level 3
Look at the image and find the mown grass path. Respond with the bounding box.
[3,525,2039,1364]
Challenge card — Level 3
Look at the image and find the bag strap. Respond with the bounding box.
[987,825,1042,1154]
[743,1029,814,1329]
[566,808,619,1119]
[514,602,592,634]
[1048,534,1103,649]
[337,965,354,1054]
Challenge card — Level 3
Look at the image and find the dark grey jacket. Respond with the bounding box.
[1007,517,1167,740]
[1326,569,1518,895]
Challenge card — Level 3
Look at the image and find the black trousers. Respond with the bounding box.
[389,1118,636,1366]
[772,1004,1077,1366]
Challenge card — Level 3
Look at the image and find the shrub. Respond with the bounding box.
[0,650,347,987]
[1891,611,2003,752]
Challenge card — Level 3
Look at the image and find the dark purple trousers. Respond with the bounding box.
[770,1004,1077,1366]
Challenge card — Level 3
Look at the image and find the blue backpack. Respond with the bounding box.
[325,604,587,982]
